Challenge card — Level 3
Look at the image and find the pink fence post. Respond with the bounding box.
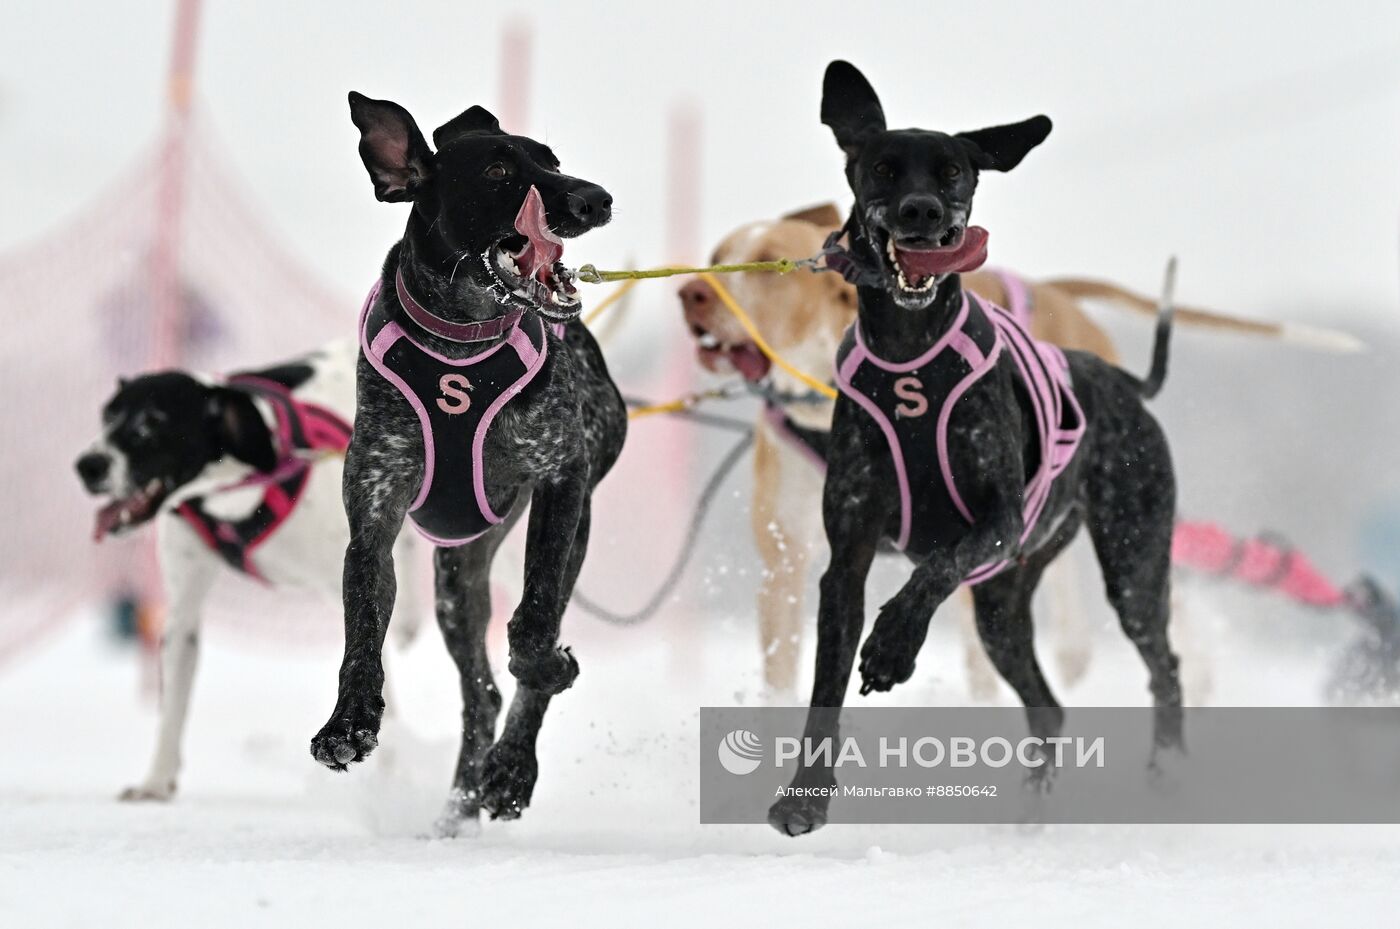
[664,101,705,680]
[138,0,204,682]
[498,18,532,136]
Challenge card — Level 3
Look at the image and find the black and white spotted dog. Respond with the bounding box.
[308,94,626,835]
[75,342,421,801]
[768,62,1184,835]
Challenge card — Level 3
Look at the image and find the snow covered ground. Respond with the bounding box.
[3,585,1397,927]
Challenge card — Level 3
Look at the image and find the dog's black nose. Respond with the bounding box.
[566,185,612,226]
[897,195,944,227]
[76,452,110,487]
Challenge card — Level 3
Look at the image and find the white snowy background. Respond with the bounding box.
[3,1,1400,925]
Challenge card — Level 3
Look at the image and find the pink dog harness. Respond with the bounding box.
[767,269,1037,472]
[176,375,352,581]
[359,276,549,547]
[834,281,1084,583]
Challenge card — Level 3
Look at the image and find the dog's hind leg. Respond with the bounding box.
[480,494,592,820]
[1085,426,1184,766]
[1045,553,1093,689]
[121,522,218,802]
[431,518,517,837]
[378,531,424,739]
[957,587,1002,702]
[970,513,1083,792]
[388,529,425,652]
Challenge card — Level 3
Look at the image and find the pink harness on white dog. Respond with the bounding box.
[176,376,352,581]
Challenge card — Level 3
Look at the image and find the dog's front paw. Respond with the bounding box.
[1148,745,1187,796]
[768,788,833,836]
[479,740,539,820]
[432,786,483,839]
[309,698,383,771]
[118,780,175,803]
[508,645,579,695]
[858,627,918,695]
[1015,763,1058,827]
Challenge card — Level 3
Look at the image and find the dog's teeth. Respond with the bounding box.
[698,333,720,349]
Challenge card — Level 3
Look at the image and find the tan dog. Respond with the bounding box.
[681,203,1352,697]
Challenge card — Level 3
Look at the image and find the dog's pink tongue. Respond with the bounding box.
[514,185,564,280]
[896,225,990,278]
[93,500,126,542]
[728,344,772,383]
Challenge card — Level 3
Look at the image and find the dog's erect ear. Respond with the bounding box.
[433,105,504,148]
[955,116,1053,172]
[348,91,433,202]
[208,389,278,472]
[782,203,844,228]
[821,61,886,158]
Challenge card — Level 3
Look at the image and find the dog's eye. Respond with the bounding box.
[873,161,893,178]
[484,163,510,180]
[942,164,962,180]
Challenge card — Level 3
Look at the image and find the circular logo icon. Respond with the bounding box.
[717,729,764,775]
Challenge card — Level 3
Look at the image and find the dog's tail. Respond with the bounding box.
[1043,277,1363,354]
[1137,257,1176,400]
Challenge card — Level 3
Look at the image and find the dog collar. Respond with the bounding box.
[819,227,887,289]
[395,267,524,343]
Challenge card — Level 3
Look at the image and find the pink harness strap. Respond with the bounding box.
[176,376,351,581]
[970,294,1085,576]
[991,268,1034,329]
[762,402,828,472]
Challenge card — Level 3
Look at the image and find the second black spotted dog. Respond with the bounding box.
[769,61,1184,835]
[310,93,626,835]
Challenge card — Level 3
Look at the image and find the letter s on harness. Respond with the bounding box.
[893,377,928,418]
[437,374,473,414]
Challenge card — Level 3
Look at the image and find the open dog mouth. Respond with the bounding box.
[485,186,581,319]
[93,478,169,541]
[689,324,772,383]
[878,224,989,294]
